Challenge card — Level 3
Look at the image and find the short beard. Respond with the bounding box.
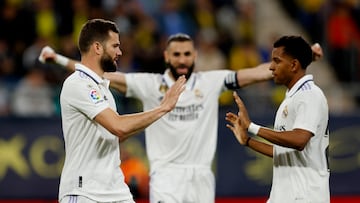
[100,53,117,72]
[166,62,194,80]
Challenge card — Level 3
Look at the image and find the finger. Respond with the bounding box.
[225,112,237,118]
[225,112,237,123]
[174,75,184,86]
[226,124,234,131]
[233,91,245,109]
[172,76,186,93]
[176,75,186,91]
[226,125,238,136]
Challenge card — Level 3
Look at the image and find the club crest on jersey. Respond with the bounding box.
[89,89,103,104]
[159,84,168,94]
[194,89,203,99]
[282,105,288,118]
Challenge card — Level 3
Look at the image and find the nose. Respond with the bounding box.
[269,62,275,71]
[178,55,186,64]
[118,48,123,56]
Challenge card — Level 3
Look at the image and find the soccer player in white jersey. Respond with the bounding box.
[58,19,185,203]
[39,33,323,203]
[226,35,330,203]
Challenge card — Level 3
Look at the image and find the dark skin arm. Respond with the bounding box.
[226,92,313,157]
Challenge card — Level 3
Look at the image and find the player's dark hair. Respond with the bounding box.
[273,36,312,70]
[78,19,119,54]
[166,33,193,46]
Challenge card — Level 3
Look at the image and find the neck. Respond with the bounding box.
[168,70,176,81]
[81,56,104,77]
[287,73,305,89]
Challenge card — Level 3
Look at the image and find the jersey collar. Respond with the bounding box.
[286,74,314,98]
[75,63,110,87]
[163,69,196,91]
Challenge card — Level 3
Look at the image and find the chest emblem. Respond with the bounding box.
[194,89,203,99]
[282,105,288,118]
[159,83,168,94]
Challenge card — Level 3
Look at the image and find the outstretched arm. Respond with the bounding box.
[227,91,312,154]
[235,43,324,88]
[39,46,127,93]
[96,75,186,142]
[38,46,77,72]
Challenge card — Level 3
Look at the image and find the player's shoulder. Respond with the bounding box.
[298,81,325,97]
[126,72,161,78]
[126,72,162,84]
[64,71,91,84]
[196,69,232,77]
[62,72,98,94]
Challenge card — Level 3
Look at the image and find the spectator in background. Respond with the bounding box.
[132,15,164,73]
[327,0,360,82]
[195,28,226,72]
[228,37,262,71]
[192,0,217,30]
[120,139,150,199]
[0,41,18,116]
[155,0,197,37]
[33,0,58,46]
[225,37,273,110]
[10,64,55,117]
[0,83,10,116]
[0,0,36,77]
[0,54,15,116]
[110,1,132,35]
[280,0,326,43]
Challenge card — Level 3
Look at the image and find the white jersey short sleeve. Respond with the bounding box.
[269,75,330,203]
[125,69,232,172]
[59,64,133,202]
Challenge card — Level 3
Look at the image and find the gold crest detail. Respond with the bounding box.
[282,105,288,118]
[194,89,203,99]
[159,84,168,93]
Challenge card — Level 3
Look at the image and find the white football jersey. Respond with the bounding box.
[125,69,232,172]
[269,75,330,203]
[59,64,132,202]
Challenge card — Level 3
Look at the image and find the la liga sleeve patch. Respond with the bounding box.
[89,89,104,104]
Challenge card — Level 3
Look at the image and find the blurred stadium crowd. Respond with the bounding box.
[0,0,359,117]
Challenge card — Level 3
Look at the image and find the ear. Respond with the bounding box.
[163,50,169,63]
[94,42,103,55]
[291,59,300,72]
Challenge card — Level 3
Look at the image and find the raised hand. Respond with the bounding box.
[38,46,56,63]
[226,111,248,145]
[226,91,252,145]
[311,43,323,61]
[38,46,70,67]
[232,91,251,129]
[160,75,186,112]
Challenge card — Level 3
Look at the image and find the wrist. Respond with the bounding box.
[55,54,69,67]
[248,122,261,135]
[245,137,251,146]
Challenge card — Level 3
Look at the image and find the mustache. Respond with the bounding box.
[167,62,194,80]
[177,64,188,68]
